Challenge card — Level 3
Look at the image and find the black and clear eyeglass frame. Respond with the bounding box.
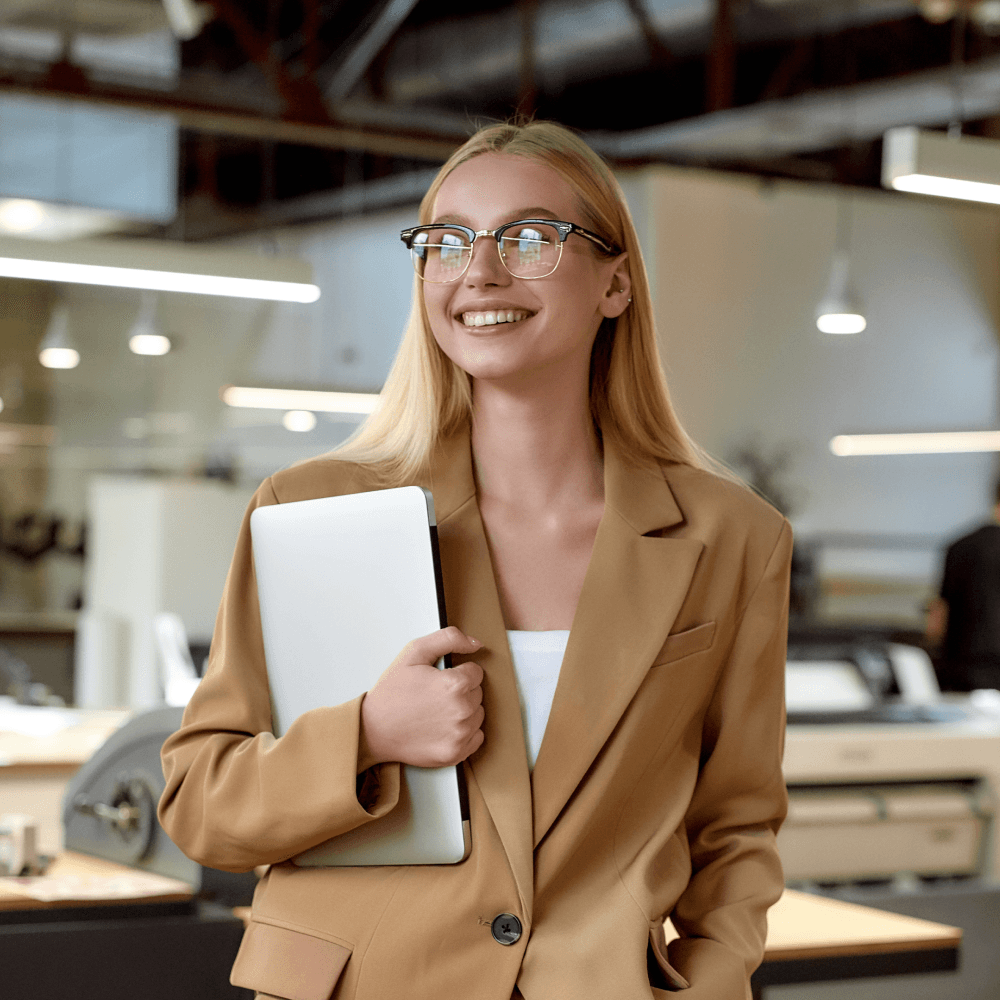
[399,219,622,283]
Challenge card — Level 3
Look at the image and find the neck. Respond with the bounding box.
[470,368,603,509]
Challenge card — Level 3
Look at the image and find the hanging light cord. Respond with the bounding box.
[949,1,970,137]
[834,194,853,255]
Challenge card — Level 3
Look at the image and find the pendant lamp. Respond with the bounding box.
[816,199,866,335]
[128,292,171,356]
[38,303,80,369]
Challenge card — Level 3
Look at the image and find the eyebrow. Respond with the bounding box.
[430,206,561,227]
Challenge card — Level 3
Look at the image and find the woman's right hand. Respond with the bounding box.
[358,627,485,771]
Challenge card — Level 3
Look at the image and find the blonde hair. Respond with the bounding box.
[333,119,716,484]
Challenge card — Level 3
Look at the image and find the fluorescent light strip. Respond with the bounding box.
[830,431,1000,456]
[221,385,379,414]
[890,173,1000,206]
[0,257,320,303]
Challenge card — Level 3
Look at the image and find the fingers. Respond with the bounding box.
[397,626,482,668]
[447,658,484,690]
[436,704,486,767]
[459,725,485,760]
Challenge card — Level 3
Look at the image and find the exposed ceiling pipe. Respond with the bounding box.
[323,0,422,103]
[262,167,440,226]
[380,0,914,105]
[587,53,1000,160]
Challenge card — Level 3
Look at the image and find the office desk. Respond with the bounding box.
[0,708,130,856]
[0,852,249,1000]
[750,889,961,997]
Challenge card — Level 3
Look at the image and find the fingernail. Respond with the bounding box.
[469,636,481,646]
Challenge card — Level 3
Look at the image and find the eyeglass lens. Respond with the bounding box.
[411,223,562,281]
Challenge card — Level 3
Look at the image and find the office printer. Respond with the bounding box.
[781,639,1000,885]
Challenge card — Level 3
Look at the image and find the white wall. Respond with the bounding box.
[35,166,1000,623]
[80,477,254,708]
[643,165,1000,570]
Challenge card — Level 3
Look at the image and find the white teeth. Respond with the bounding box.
[461,310,529,327]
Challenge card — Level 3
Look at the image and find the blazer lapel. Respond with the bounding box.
[530,440,705,849]
[430,427,535,921]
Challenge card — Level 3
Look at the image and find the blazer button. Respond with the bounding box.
[491,913,522,945]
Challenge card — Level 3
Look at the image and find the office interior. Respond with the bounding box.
[3,1,1000,998]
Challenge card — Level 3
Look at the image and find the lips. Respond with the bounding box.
[460,309,532,327]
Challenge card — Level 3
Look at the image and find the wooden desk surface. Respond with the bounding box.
[0,851,192,912]
[0,707,129,769]
[661,888,961,962]
[763,888,961,961]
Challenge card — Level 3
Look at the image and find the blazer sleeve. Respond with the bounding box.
[157,477,401,873]
[666,518,793,999]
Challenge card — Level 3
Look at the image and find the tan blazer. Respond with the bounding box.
[158,425,792,1000]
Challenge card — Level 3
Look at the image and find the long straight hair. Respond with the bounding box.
[333,119,717,484]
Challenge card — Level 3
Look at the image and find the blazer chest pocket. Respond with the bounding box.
[651,622,716,668]
[231,920,352,1000]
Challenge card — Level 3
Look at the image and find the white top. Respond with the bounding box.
[506,630,570,770]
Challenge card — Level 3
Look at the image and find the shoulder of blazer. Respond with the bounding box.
[267,453,400,505]
[657,461,790,560]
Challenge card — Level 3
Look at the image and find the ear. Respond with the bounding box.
[599,254,631,319]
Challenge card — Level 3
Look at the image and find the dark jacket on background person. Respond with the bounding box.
[939,523,1000,690]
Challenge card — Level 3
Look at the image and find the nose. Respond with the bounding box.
[463,234,510,287]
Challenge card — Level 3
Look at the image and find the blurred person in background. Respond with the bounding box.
[927,478,1000,691]
[159,119,792,1000]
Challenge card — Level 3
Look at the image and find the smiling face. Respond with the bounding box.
[422,152,629,389]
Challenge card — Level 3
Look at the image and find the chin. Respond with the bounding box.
[434,331,521,380]
[454,351,522,382]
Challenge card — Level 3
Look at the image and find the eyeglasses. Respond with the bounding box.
[399,219,622,283]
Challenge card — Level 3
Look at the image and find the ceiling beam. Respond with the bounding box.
[0,75,462,160]
[706,0,736,112]
[209,0,330,122]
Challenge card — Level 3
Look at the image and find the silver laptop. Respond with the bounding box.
[250,486,471,866]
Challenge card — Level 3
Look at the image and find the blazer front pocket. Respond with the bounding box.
[231,920,352,1000]
[651,622,716,667]
[648,921,690,991]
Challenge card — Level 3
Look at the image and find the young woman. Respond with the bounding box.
[159,120,792,1000]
